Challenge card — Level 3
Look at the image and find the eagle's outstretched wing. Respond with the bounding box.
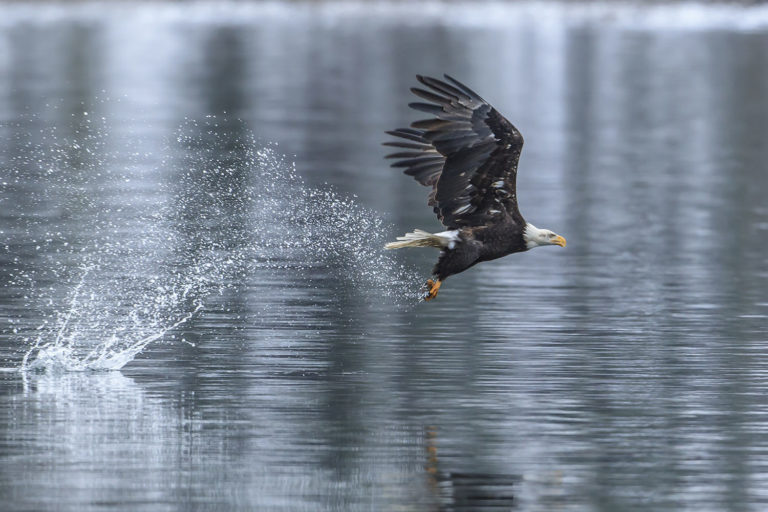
[384,75,525,229]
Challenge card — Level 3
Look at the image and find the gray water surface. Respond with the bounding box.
[1,3,768,511]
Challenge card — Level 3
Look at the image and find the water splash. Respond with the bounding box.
[6,116,421,372]
[20,263,206,372]
[242,146,423,299]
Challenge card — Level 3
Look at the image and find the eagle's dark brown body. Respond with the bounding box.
[433,220,527,281]
[384,75,564,300]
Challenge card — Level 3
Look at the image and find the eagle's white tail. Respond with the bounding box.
[385,229,458,250]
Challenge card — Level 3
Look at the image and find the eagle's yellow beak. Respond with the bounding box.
[552,235,566,247]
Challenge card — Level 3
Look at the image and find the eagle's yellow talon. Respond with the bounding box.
[423,279,442,301]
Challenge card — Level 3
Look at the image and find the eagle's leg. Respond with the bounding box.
[423,279,442,301]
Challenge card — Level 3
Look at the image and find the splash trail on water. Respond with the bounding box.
[3,115,422,372]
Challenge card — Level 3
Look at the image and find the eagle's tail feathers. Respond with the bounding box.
[384,229,458,250]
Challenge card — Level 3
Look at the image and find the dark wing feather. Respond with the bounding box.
[383,131,443,189]
[384,74,525,228]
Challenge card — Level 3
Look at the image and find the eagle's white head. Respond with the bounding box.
[523,223,567,250]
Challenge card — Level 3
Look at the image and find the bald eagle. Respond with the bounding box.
[384,75,566,301]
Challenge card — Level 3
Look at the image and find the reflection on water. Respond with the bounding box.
[1,2,768,511]
[425,426,520,510]
[7,372,188,509]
